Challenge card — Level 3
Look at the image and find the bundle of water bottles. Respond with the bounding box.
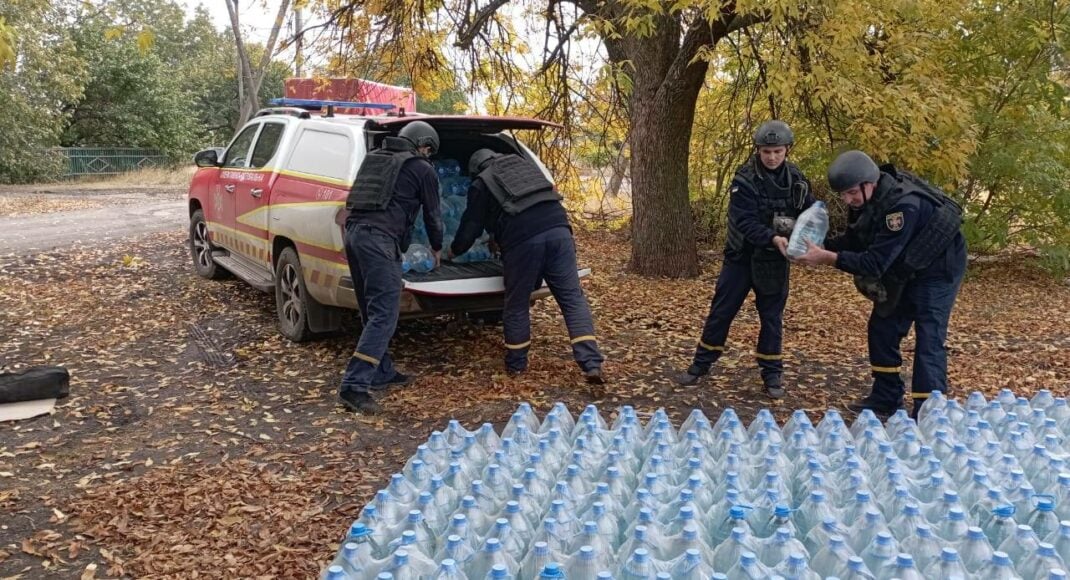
[403,160,493,273]
[324,389,1070,579]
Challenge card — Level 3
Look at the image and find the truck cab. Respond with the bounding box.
[187,99,585,341]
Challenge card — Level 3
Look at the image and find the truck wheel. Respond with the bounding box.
[275,247,315,342]
[189,209,226,279]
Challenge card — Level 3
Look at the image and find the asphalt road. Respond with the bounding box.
[0,200,187,255]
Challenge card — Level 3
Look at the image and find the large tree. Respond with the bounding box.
[308,0,992,277]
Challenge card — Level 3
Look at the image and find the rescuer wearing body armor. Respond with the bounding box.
[448,148,606,384]
[339,121,445,414]
[675,121,815,398]
[793,150,967,418]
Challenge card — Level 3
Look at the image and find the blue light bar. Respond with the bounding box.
[268,98,395,111]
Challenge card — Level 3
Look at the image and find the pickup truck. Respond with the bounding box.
[186,101,586,341]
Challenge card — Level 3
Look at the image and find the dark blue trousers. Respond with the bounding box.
[340,223,401,394]
[867,242,967,407]
[501,227,604,372]
[691,256,788,379]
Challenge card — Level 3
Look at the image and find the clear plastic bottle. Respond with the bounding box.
[975,550,1023,579]
[803,516,851,555]
[938,506,971,544]
[984,505,1020,549]
[809,535,856,578]
[882,553,924,580]
[619,547,656,580]
[435,534,476,568]
[898,523,945,572]
[786,201,829,258]
[485,564,514,580]
[431,558,468,580]
[565,545,606,580]
[860,531,898,576]
[726,550,773,580]
[1018,542,1068,579]
[662,524,712,563]
[998,524,1042,563]
[924,547,968,579]
[1029,496,1064,540]
[959,526,995,574]
[668,548,714,579]
[518,542,555,579]
[773,552,821,580]
[322,565,351,580]
[468,538,519,580]
[538,562,567,579]
[837,556,876,580]
[712,526,760,572]
[1048,520,1070,565]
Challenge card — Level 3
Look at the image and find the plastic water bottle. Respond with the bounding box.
[468,538,518,580]
[518,542,554,579]
[712,527,761,572]
[958,526,994,574]
[860,531,898,575]
[485,564,513,580]
[565,545,607,580]
[403,244,435,273]
[984,505,1020,549]
[726,550,773,579]
[619,547,656,579]
[431,558,468,580]
[322,564,350,580]
[898,524,945,572]
[1048,521,1070,564]
[975,551,1022,579]
[758,526,808,569]
[1030,496,1064,539]
[786,201,829,258]
[436,534,476,567]
[925,547,968,579]
[999,524,1043,563]
[1018,542,1068,579]
[883,553,924,580]
[809,535,856,578]
[538,563,567,579]
[773,552,821,580]
[668,548,714,579]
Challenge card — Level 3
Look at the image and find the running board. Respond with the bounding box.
[213,254,274,293]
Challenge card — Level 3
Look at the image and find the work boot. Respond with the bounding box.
[584,368,605,385]
[764,374,785,399]
[339,391,381,414]
[674,365,708,387]
[370,371,412,391]
[846,394,903,417]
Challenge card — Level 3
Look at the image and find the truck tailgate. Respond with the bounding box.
[403,261,591,296]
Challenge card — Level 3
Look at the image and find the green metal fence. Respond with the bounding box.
[51,147,170,178]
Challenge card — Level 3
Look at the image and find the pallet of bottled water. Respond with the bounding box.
[325,389,1070,579]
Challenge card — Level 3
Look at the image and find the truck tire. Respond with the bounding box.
[189,209,226,279]
[275,247,315,342]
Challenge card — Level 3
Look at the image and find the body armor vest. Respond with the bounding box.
[478,154,562,215]
[346,137,423,212]
[851,165,963,314]
[725,158,810,254]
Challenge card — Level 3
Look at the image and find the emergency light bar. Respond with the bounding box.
[268,98,396,111]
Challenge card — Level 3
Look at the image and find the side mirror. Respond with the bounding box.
[194,148,224,168]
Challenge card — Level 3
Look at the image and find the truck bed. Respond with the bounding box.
[402,260,503,283]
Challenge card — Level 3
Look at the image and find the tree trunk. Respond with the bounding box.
[610,16,715,278]
[627,91,702,277]
[606,146,627,198]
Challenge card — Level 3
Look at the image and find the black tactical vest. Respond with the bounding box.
[725,157,810,255]
[346,137,422,212]
[478,154,562,215]
[850,165,963,313]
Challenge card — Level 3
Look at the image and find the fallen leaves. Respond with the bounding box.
[0,221,1067,577]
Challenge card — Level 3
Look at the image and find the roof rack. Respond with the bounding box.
[254,106,311,119]
[267,98,396,118]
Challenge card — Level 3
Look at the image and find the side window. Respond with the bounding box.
[223,124,259,168]
[285,129,354,181]
[249,122,286,168]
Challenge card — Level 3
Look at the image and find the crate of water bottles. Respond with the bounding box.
[324,390,1070,579]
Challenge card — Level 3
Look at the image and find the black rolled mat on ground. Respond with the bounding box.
[0,366,70,403]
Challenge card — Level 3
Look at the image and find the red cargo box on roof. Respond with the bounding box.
[284,78,417,114]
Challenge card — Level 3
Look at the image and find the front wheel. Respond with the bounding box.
[189,209,226,279]
[275,247,315,342]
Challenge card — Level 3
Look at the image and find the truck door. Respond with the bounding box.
[213,123,261,253]
[231,121,286,269]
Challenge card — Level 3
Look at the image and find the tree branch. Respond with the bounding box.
[455,0,512,49]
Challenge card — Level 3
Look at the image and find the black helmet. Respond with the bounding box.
[468,148,498,176]
[398,121,440,155]
[828,150,881,192]
[753,120,794,147]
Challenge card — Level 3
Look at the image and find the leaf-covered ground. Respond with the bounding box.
[0,187,183,219]
[1,225,1068,578]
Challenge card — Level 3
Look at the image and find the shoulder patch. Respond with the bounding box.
[731,186,739,194]
[886,211,904,232]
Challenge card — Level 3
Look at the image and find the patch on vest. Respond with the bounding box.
[885,211,904,232]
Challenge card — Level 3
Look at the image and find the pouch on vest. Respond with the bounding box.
[855,275,907,317]
[751,248,789,295]
[346,138,417,212]
[483,155,561,215]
